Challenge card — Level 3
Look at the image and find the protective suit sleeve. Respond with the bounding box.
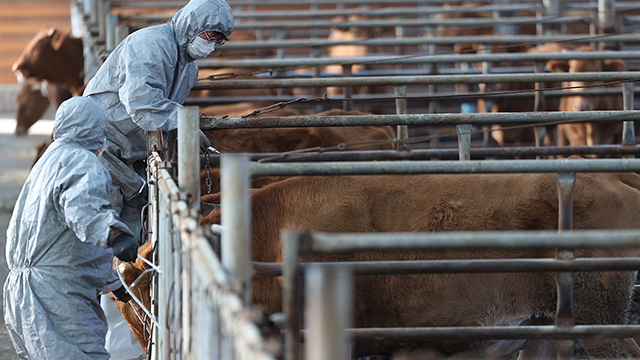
[57,151,132,248]
[117,36,182,132]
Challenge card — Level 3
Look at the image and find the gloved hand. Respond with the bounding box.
[199,129,212,154]
[111,233,138,262]
[112,286,131,303]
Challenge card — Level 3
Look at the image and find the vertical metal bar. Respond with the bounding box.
[106,13,117,51]
[598,0,616,32]
[394,85,409,151]
[426,25,440,150]
[89,0,98,24]
[97,0,110,41]
[178,107,200,358]
[555,172,577,359]
[622,81,635,153]
[172,224,182,358]
[533,61,548,155]
[283,231,302,360]
[178,106,201,210]
[305,264,352,360]
[456,124,472,161]
[480,45,491,148]
[341,64,353,111]
[115,25,129,47]
[221,154,252,305]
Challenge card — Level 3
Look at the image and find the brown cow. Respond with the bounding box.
[479,42,568,148]
[12,27,85,96]
[199,107,396,195]
[547,46,627,148]
[119,170,640,358]
[200,171,640,358]
[111,241,154,353]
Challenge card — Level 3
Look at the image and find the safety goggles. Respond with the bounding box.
[202,31,226,46]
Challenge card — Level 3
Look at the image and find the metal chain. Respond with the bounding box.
[204,151,213,194]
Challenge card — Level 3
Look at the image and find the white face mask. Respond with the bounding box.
[187,36,216,59]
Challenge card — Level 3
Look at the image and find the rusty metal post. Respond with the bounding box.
[283,231,302,360]
[305,264,352,360]
[394,85,409,151]
[622,81,635,155]
[221,154,252,305]
[555,172,577,359]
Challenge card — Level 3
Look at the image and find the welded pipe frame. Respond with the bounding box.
[147,150,276,360]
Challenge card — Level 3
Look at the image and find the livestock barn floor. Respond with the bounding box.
[0,113,52,360]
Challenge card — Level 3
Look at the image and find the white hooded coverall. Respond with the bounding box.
[83,0,234,240]
[4,97,133,359]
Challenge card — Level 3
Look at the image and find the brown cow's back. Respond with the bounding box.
[201,171,640,357]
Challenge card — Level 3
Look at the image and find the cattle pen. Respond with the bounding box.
[70,0,640,359]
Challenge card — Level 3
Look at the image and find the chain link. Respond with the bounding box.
[204,151,213,194]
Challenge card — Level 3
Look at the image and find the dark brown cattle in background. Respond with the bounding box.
[199,106,396,195]
[12,27,84,96]
[478,42,568,148]
[546,46,626,148]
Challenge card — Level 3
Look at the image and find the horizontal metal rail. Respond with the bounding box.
[200,111,640,129]
[249,158,640,177]
[193,72,640,90]
[202,34,640,52]
[122,14,590,29]
[199,145,640,163]
[307,230,640,252]
[200,51,640,68]
[252,257,640,278]
[109,0,538,9]
[343,325,640,341]
[227,3,539,19]
[119,3,542,21]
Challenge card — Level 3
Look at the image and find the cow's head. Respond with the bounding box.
[15,78,72,136]
[546,46,626,112]
[14,78,49,135]
[12,27,85,94]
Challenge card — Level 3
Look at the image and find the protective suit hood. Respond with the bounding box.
[53,97,107,153]
[171,0,234,56]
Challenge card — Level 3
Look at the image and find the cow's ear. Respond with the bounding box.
[51,31,65,51]
[546,60,569,73]
[603,59,627,72]
[47,26,58,37]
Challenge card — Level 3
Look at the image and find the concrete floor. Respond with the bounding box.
[0,117,52,359]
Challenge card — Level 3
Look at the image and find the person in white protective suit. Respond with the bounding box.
[83,1,233,357]
[83,0,234,243]
[3,96,139,360]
